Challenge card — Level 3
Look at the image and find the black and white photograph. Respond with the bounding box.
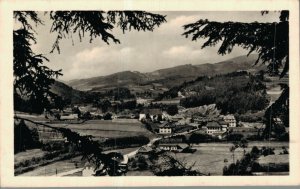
[1,0,299,187]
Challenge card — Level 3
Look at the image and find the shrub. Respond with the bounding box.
[226,133,244,141]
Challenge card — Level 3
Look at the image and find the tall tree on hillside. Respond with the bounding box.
[183,11,289,139]
[13,11,166,113]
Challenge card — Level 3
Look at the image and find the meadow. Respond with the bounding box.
[175,141,289,175]
[48,120,156,139]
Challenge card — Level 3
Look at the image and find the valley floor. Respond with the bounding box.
[16,141,289,176]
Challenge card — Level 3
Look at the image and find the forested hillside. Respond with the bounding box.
[158,71,269,114]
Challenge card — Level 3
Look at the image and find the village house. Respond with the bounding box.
[218,120,229,132]
[158,122,176,134]
[223,115,237,127]
[158,143,189,152]
[204,121,226,135]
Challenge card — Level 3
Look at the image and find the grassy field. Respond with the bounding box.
[174,141,289,175]
[18,155,83,176]
[20,118,156,141]
[48,120,156,139]
[15,149,46,165]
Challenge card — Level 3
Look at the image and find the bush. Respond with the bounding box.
[261,146,275,156]
[278,132,289,141]
[166,105,178,116]
[226,133,244,141]
[103,112,112,120]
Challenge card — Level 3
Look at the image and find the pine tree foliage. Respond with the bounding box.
[14,12,62,112]
[183,11,289,77]
[49,11,166,53]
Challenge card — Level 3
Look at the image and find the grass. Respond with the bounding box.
[15,149,46,165]
[48,120,156,139]
[18,155,84,176]
[174,141,289,175]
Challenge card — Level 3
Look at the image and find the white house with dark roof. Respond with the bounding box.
[158,143,189,152]
[205,121,226,135]
[223,115,237,127]
[158,122,176,134]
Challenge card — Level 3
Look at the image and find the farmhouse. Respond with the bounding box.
[158,143,189,152]
[204,121,225,135]
[218,120,229,131]
[158,122,176,134]
[223,115,237,127]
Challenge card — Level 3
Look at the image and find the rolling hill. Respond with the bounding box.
[67,54,265,92]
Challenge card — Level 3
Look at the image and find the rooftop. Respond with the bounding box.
[159,122,176,128]
[206,121,221,128]
[223,115,235,120]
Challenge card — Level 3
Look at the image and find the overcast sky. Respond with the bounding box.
[24,11,280,81]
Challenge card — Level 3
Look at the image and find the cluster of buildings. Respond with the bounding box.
[139,108,237,138]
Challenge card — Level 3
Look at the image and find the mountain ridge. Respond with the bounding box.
[65,54,264,92]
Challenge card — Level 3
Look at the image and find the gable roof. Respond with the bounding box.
[159,122,176,128]
[223,115,235,120]
[218,120,228,126]
[206,121,221,128]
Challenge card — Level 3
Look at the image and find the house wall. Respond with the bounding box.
[224,118,236,127]
[160,146,177,151]
[206,127,223,134]
[139,114,146,121]
[159,127,172,134]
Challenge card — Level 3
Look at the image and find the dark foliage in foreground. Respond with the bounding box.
[14,117,130,176]
[14,120,41,153]
[150,152,206,176]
